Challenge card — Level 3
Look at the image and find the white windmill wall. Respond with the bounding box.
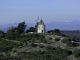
[37,24,44,33]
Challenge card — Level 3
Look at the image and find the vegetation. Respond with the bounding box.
[0,30,5,39]
[55,38,60,42]
[48,29,61,35]
[73,49,80,58]
[0,39,19,52]
[18,46,72,60]
[16,21,26,34]
[5,27,19,40]
[0,22,80,60]
[26,27,35,33]
[62,37,79,47]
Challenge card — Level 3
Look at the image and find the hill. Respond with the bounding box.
[0,33,80,60]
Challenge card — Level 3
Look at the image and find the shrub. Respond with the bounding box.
[73,49,80,58]
[49,37,52,40]
[55,38,60,42]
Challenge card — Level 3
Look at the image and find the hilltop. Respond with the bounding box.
[0,21,80,60]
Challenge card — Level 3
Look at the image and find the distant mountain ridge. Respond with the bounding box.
[46,20,80,30]
[0,20,80,32]
[0,23,35,32]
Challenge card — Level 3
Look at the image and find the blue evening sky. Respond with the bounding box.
[0,0,80,25]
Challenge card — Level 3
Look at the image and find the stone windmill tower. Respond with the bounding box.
[35,17,46,33]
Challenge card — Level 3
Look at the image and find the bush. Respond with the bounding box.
[0,30,5,38]
[39,45,44,48]
[0,39,19,52]
[42,39,47,43]
[30,43,37,47]
[67,42,79,47]
[49,37,52,40]
[55,38,60,42]
[17,47,71,60]
[45,46,54,51]
[47,29,61,35]
[73,49,80,58]
[61,38,70,43]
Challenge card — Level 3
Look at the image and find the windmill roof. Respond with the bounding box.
[37,19,44,25]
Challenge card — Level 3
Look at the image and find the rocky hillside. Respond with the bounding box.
[0,33,80,60]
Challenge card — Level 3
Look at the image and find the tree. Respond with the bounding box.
[47,30,53,33]
[26,27,35,33]
[47,29,61,35]
[16,21,26,34]
[0,30,5,39]
[26,29,30,33]
[53,29,61,35]
[5,27,18,40]
[29,27,35,32]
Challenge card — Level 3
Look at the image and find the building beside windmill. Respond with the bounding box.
[35,18,46,33]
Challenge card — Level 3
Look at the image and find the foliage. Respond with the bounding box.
[30,43,37,47]
[0,24,80,59]
[55,38,60,42]
[5,27,19,40]
[62,37,79,47]
[62,37,71,43]
[0,30,5,39]
[67,42,79,47]
[73,49,80,58]
[53,29,61,35]
[18,47,71,60]
[26,27,35,33]
[60,30,80,40]
[31,39,35,44]
[18,34,46,43]
[48,29,61,35]
[16,21,26,34]
[0,39,19,52]
[45,45,54,51]
[48,37,52,40]
[5,21,27,40]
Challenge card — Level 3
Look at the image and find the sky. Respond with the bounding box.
[0,0,80,25]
